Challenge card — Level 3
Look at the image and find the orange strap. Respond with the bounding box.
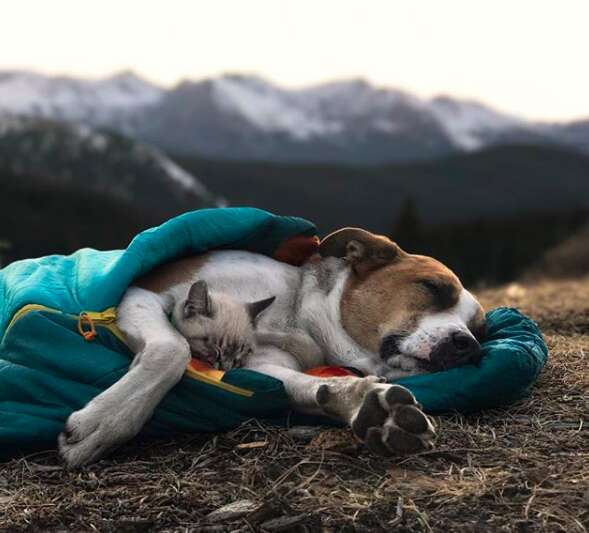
[188,359,361,380]
[304,366,361,378]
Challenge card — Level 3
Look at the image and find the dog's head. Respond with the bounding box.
[320,228,487,372]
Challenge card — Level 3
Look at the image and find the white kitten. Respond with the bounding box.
[171,280,275,370]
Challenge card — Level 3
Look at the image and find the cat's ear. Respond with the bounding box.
[184,280,212,319]
[247,296,276,324]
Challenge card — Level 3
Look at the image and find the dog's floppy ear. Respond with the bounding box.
[319,227,403,277]
[184,280,212,318]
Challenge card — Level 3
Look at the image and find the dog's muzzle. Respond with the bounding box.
[427,331,483,371]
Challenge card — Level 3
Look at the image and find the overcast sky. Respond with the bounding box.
[2,0,588,121]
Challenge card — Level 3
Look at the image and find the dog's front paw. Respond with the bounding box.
[354,385,435,456]
[316,379,435,456]
[58,402,135,468]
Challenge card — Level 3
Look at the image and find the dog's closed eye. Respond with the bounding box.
[418,279,457,309]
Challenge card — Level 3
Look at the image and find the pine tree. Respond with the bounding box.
[393,197,422,250]
[0,240,11,268]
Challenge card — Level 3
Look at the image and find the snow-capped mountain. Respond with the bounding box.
[429,97,526,150]
[0,70,162,128]
[0,70,586,164]
[137,75,456,163]
[0,114,219,214]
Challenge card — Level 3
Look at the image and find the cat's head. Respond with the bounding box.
[172,280,275,370]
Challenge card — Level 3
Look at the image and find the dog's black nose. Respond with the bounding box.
[451,331,480,357]
[379,334,404,360]
[430,331,482,370]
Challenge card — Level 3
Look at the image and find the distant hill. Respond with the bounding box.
[0,116,219,263]
[0,115,220,217]
[177,144,589,235]
[1,70,588,164]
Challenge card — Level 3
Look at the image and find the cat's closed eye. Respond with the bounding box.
[189,336,209,343]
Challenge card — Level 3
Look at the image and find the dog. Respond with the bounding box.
[59,227,487,467]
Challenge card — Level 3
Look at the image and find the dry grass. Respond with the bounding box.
[1,278,589,532]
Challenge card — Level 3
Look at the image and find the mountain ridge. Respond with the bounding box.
[0,70,588,163]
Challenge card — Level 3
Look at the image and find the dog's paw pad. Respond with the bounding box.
[383,426,426,455]
[351,390,388,440]
[316,384,330,406]
[384,385,416,406]
[365,427,394,456]
[395,404,431,434]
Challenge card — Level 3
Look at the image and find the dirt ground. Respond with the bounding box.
[1,277,588,532]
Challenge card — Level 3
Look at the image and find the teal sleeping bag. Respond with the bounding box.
[0,208,548,458]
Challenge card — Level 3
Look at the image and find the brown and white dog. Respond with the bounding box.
[59,228,487,467]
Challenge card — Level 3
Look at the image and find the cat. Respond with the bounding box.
[171,280,275,371]
[173,280,338,374]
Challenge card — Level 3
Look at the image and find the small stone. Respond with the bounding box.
[206,499,260,523]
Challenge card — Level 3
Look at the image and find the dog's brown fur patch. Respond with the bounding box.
[340,253,463,352]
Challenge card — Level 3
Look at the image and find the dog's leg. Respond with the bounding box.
[248,346,436,456]
[59,288,190,467]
